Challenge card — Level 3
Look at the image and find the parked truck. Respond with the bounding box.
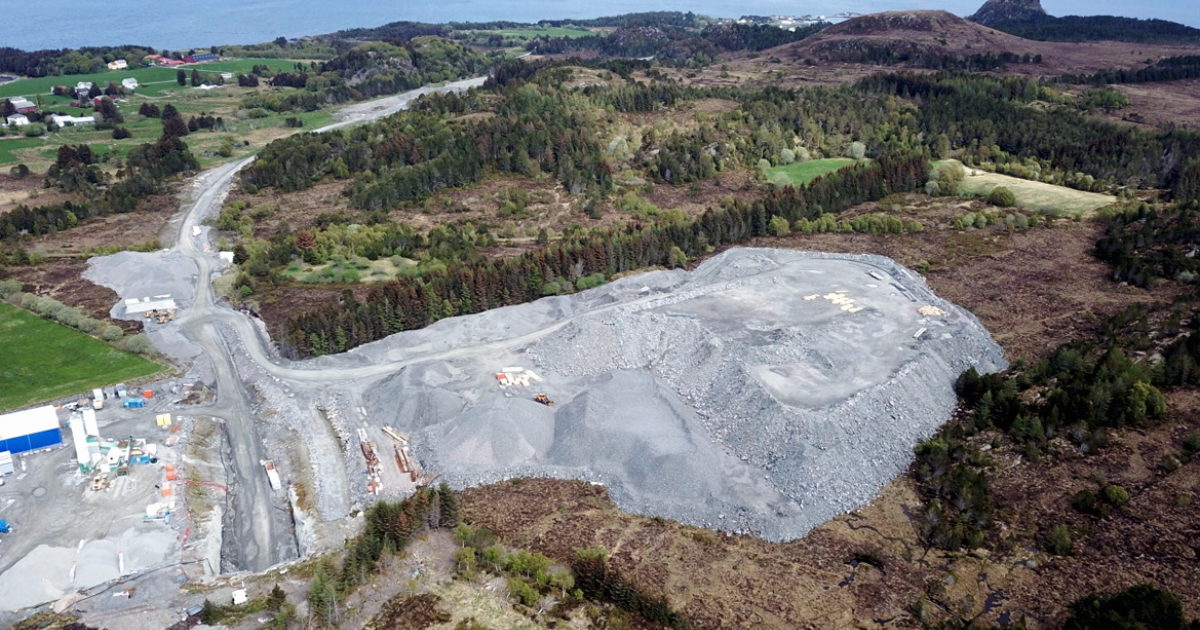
[92,388,104,410]
[261,459,282,491]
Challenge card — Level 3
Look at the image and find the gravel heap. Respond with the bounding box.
[358,248,1006,540]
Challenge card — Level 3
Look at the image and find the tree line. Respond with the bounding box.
[1059,55,1200,85]
[240,38,490,112]
[860,72,1200,188]
[1095,201,1200,287]
[275,151,927,356]
[987,15,1200,45]
[0,135,197,244]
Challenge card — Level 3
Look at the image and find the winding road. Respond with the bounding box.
[168,77,486,571]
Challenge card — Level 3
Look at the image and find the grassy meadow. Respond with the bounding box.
[767,158,856,186]
[0,303,163,411]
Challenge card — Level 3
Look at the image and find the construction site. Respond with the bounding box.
[0,80,1010,624]
[354,249,1007,539]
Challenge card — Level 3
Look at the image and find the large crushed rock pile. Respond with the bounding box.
[363,248,1006,540]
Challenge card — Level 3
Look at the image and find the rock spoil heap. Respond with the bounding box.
[362,248,1006,540]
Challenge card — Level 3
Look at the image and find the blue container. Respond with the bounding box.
[130,455,151,465]
[0,520,10,533]
[123,398,145,409]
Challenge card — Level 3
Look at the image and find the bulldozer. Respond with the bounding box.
[533,393,555,407]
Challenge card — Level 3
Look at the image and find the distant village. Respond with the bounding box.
[734,12,860,29]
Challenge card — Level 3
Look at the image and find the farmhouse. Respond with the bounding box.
[144,54,184,67]
[48,114,95,127]
[121,77,138,91]
[0,406,63,455]
[106,59,128,70]
[5,113,29,126]
[9,97,37,113]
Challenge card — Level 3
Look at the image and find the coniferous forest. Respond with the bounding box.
[221,62,1200,357]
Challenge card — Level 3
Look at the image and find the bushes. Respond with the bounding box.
[1044,524,1074,555]
[572,550,691,629]
[1064,584,1196,630]
[987,185,1016,207]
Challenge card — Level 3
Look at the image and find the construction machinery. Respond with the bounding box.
[90,473,110,491]
[533,393,555,407]
[144,309,175,324]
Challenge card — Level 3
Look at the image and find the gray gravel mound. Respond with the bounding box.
[361,248,1005,540]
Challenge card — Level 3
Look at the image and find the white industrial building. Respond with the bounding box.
[0,406,63,455]
[121,77,139,91]
[4,113,29,126]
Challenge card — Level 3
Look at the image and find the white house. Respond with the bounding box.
[106,59,128,70]
[48,114,95,127]
[5,113,29,126]
[121,77,138,91]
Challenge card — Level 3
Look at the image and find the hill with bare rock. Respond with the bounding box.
[769,9,1200,76]
[784,11,1045,66]
[970,0,1047,26]
[968,0,1200,43]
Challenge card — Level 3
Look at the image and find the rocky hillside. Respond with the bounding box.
[783,10,1043,63]
[969,0,1047,26]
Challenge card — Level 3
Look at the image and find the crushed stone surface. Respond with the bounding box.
[359,248,1007,540]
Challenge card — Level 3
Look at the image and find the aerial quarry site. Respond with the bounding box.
[0,169,1006,622]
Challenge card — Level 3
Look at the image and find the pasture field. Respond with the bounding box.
[0,86,334,171]
[945,161,1118,216]
[469,26,595,40]
[176,58,298,74]
[0,58,299,101]
[768,158,856,186]
[0,303,163,411]
[0,137,49,165]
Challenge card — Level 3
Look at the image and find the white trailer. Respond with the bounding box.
[92,388,104,410]
[261,459,282,491]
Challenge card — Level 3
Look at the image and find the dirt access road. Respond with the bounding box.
[168,77,487,572]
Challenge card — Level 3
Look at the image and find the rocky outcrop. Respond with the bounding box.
[969,0,1048,26]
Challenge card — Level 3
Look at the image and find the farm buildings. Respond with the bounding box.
[47,114,95,127]
[0,406,62,455]
[8,97,36,113]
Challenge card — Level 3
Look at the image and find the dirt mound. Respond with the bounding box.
[360,248,1006,541]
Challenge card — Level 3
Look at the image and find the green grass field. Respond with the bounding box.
[0,303,163,412]
[182,58,297,74]
[768,158,856,186]
[470,26,595,40]
[0,58,299,101]
[937,160,1117,217]
[0,137,50,164]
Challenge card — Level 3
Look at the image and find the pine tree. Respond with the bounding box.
[309,564,336,624]
[438,482,461,528]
